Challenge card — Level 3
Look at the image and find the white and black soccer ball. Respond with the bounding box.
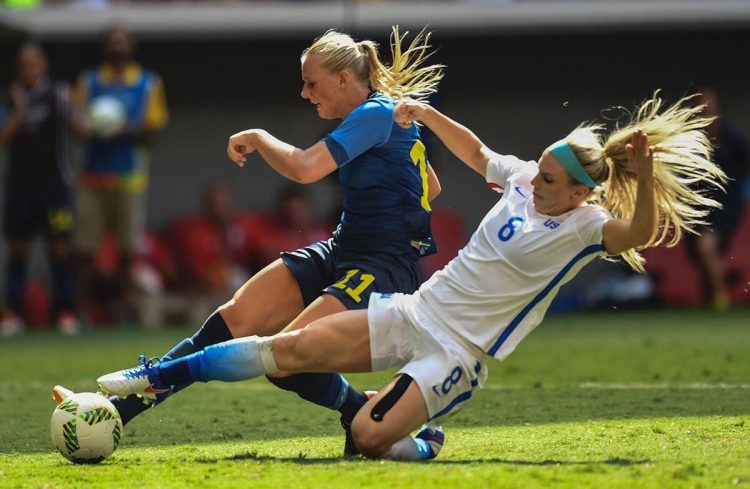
[50,392,123,464]
[88,95,126,137]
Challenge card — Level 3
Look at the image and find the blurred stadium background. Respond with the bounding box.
[1,0,749,329]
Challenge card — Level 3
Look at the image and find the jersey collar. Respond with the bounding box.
[97,62,143,85]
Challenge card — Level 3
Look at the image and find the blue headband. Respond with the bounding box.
[549,139,598,189]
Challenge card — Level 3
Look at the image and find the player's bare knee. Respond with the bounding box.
[216,299,238,324]
[350,417,393,458]
[696,234,718,255]
[218,298,260,336]
[272,330,311,368]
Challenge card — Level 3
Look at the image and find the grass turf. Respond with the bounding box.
[0,308,748,488]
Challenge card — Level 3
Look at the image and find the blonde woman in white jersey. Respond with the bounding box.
[99,93,726,461]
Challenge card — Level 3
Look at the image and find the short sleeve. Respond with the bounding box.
[144,74,168,131]
[574,206,611,247]
[73,73,89,108]
[323,98,393,167]
[485,153,536,193]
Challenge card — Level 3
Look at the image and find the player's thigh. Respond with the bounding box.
[264,294,351,378]
[3,188,36,243]
[113,190,144,255]
[370,303,485,428]
[74,187,106,255]
[273,308,372,372]
[219,258,306,338]
[323,256,421,310]
[280,257,419,336]
[7,239,32,259]
[43,186,74,258]
[350,374,429,457]
[281,293,348,333]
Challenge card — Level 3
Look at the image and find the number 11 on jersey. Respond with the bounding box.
[410,140,431,212]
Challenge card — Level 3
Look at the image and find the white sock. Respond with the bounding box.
[382,435,434,461]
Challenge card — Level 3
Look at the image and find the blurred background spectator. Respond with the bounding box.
[419,206,467,281]
[73,24,168,326]
[0,43,85,336]
[254,184,331,267]
[0,1,749,334]
[166,182,259,325]
[684,87,749,311]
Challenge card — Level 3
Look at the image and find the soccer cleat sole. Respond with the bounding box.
[52,385,75,404]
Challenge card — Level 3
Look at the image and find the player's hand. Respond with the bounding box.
[227,130,257,167]
[394,99,428,128]
[625,129,654,179]
[9,82,26,114]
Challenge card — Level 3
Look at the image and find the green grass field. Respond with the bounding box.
[1,309,749,488]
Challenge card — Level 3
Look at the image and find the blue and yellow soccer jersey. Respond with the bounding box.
[324,93,434,257]
[75,62,168,193]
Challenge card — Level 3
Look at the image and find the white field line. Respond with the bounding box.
[201,382,750,391]
[15,380,750,392]
[577,382,750,390]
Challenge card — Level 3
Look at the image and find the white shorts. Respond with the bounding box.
[367,292,488,423]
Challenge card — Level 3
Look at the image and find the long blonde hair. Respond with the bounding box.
[302,26,444,101]
[565,91,728,272]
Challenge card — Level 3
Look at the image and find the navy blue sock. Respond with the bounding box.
[5,255,27,316]
[267,373,368,423]
[49,256,76,314]
[339,384,369,425]
[163,310,234,362]
[110,395,152,425]
[158,358,193,386]
[112,310,233,425]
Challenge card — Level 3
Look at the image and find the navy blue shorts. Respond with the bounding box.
[2,185,73,240]
[281,238,422,310]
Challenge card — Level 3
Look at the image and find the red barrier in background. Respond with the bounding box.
[643,203,750,306]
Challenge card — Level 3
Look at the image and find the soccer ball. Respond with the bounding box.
[50,392,123,464]
[88,95,126,137]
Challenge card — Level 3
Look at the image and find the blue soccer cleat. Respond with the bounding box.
[97,354,172,403]
[415,424,445,459]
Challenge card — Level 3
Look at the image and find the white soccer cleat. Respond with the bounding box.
[56,312,80,336]
[97,355,172,403]
[52,385,75,404]
[0,313,24,337]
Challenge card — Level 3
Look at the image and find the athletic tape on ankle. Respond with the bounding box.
[258,337,279,373]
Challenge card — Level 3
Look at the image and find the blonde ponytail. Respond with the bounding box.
[567,91,728,272]
[303,26,444,101]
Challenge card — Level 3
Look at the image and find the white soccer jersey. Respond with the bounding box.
[414,153,611,360]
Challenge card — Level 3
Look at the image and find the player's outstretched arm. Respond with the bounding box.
[602,130,657,255]
[227,129,338,184]
[395,99,496,178]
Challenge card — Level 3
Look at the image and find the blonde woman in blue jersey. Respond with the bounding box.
[60,27,444,455]
[98,93,726,461]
